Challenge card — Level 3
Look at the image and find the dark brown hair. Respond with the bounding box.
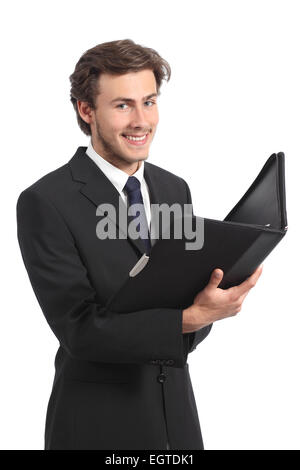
[69,39,171,136]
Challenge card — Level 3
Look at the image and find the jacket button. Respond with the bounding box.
[157,373,167,383]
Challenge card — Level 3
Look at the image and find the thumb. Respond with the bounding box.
[208,269,224,289]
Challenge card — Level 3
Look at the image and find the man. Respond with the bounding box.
[16,39,262,450]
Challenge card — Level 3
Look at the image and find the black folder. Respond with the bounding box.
[106,152,288,313]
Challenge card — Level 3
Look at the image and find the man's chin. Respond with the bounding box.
[121,152,149,163]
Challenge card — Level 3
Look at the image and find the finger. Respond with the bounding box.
[234,265,263,297]
[238,273,261,303]
[252,264,263,279]
[207,268,224,290]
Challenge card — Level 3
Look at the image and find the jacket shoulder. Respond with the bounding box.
[16,160,73,210]
[19,161,70,193]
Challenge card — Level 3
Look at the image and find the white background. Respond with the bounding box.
[1,0,299,450]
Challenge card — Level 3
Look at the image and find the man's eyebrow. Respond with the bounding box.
[110,93,158,104]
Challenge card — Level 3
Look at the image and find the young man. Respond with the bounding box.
[16,39,262,450]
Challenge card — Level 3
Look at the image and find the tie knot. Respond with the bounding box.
[124,176,141,194]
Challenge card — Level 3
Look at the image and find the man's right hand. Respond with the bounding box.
[182,265,263,333]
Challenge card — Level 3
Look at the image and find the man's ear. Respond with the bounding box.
[77,100,94,125]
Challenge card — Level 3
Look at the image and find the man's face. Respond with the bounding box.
[78,69,159,172]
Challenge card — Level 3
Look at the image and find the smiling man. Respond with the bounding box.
[16,39,262,450]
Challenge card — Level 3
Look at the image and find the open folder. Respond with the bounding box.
[106,152,288,313]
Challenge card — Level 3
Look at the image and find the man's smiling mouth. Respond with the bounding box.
[121,133,149,146]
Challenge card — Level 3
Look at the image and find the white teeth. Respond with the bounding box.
[124,134,147,141]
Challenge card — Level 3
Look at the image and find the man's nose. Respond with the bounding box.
[130,106,149,128]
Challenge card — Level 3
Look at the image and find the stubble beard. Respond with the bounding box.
[94,119,149,168]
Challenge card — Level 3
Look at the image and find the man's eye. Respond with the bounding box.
[116,101,156,110]
[145,100,156,106]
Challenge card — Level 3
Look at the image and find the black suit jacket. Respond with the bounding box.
[16,146,213,450]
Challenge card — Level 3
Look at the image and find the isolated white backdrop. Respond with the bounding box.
[1,0,298,450]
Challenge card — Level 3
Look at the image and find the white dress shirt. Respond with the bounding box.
[85,139,151,231]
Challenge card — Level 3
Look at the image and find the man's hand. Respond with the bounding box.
[182,265,263,333]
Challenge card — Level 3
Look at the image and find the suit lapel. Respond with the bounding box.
[69,146,160,256]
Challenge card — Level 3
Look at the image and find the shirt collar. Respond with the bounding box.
[85,139,145,195]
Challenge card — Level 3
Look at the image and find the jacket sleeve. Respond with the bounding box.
[182,179,213,353]
[16,188,190,368]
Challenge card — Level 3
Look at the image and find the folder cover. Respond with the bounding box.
[106,152,288,313]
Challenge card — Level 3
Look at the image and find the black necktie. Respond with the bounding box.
[124,176,151,255]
